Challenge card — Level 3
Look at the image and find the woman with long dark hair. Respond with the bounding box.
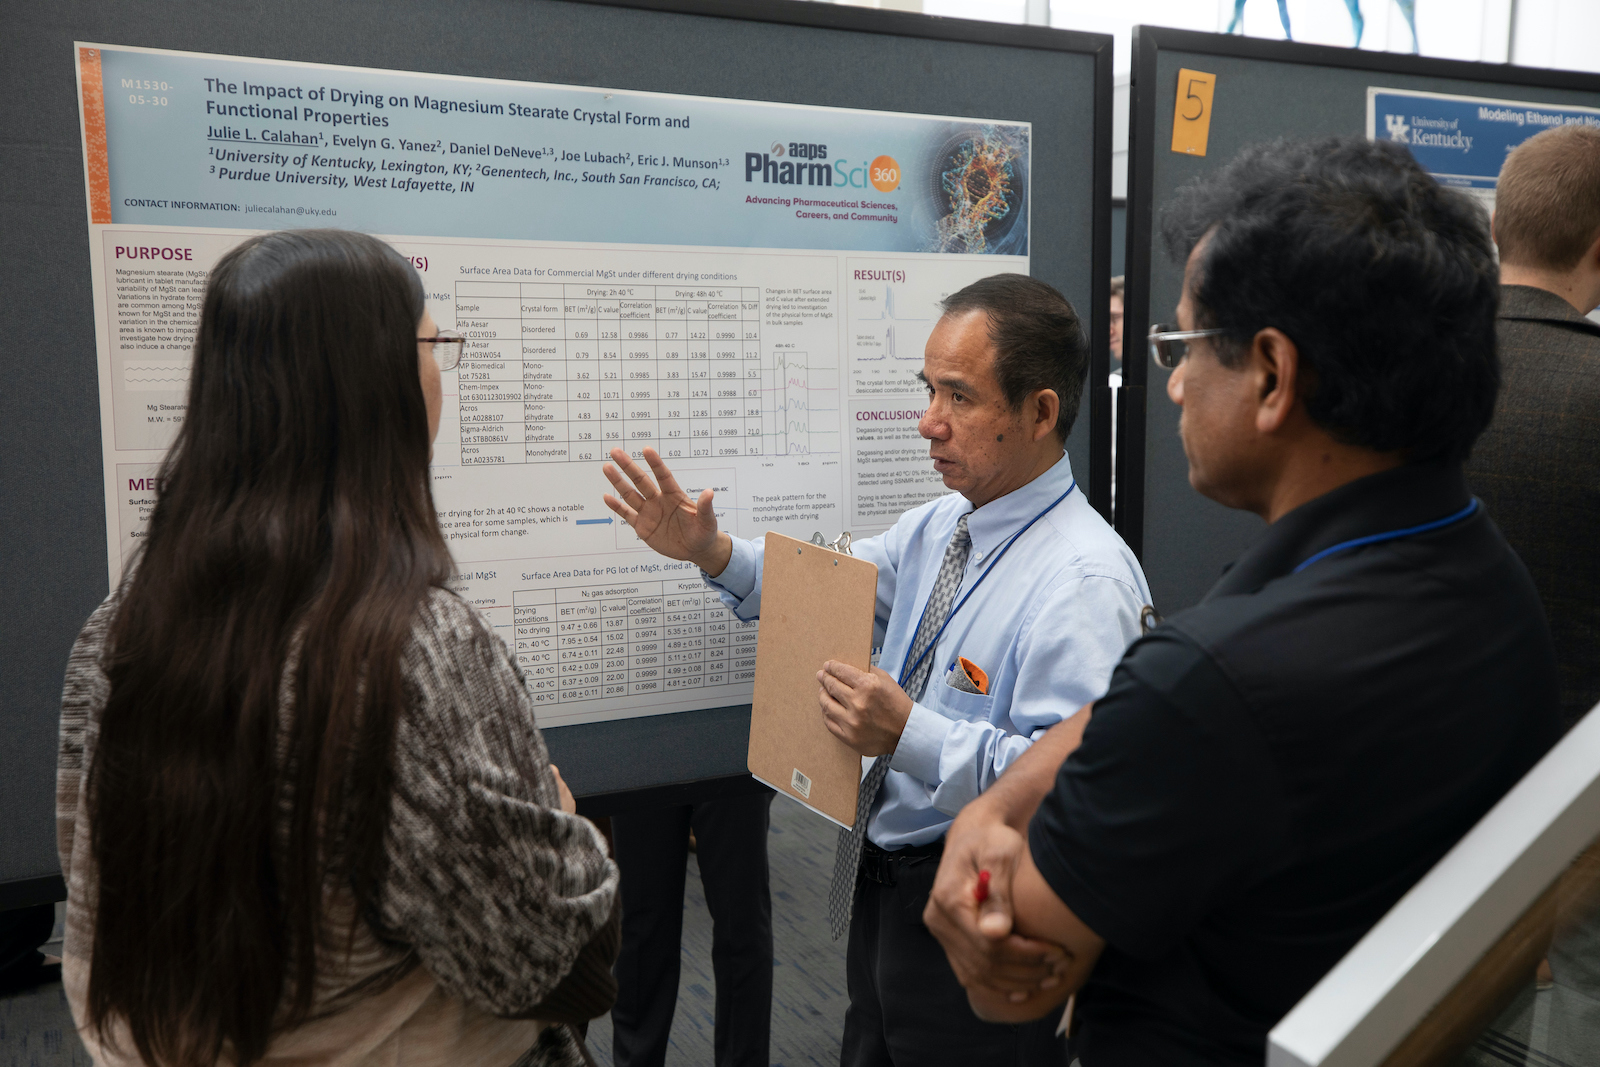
[57,229,617,1067]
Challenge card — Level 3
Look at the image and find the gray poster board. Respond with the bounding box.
[0,0,1112,906]
[1120,27,1600,614]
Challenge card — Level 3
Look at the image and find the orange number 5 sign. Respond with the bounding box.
[1170,69,1216,157]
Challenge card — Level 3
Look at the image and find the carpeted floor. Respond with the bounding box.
[0,792,846,1067]
[587,792,848,1066]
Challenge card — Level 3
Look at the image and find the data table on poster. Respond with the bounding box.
[455,282,765,464]
[488,578,760,708]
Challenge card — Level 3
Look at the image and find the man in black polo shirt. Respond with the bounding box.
[922,136,1561,1065]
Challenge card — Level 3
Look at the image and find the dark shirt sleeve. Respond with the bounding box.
[1027,630,1280,959]
[514,896,620,1024]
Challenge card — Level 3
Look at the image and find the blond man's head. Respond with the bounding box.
[1494,125,1600,272]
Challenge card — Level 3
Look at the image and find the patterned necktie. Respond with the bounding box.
[827,513,972,940]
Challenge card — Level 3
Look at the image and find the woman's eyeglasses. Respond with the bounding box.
[1148,324,1227,369]
[418,330,465,371]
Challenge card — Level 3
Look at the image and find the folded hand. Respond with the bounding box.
[924,801,1070,1007]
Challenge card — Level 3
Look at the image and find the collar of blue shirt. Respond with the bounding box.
[959,450,1077,567]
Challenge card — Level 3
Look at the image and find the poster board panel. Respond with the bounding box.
[1120,28,1600,615]
[0,0,1111,896]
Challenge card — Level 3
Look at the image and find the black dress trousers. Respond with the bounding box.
[611,790,774,1067]
[0,904,58,995]
[841,843,1067,1067]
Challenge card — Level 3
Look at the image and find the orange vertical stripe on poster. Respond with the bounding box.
[79,47,112,224]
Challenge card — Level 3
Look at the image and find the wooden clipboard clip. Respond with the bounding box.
[809,530,854,556]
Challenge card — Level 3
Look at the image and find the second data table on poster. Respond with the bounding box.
[511,579,759,705]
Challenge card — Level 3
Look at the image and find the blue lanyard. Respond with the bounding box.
[897,480,1077,689]
[1291,498,1479,575]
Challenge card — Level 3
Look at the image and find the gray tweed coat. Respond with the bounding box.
[1465,284,1600,732]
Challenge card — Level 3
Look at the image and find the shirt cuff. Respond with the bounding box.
[703,537,758,611]
[889,701,952,784]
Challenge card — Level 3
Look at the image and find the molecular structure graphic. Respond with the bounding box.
[935,128,1019,254]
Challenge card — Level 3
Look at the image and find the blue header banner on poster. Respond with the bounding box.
[1368,87,1600,192]
[85,43,1031,254]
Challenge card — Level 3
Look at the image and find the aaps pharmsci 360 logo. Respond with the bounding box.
[745,140,900,192]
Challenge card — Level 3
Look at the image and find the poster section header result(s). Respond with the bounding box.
[77,42,1033,728]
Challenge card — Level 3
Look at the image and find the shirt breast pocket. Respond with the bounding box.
[935,683,995,723]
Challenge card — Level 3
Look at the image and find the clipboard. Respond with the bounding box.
[747,531,878,828]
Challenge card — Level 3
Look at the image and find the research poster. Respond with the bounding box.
[76,43,1033,728]
[1367,86,1600,214]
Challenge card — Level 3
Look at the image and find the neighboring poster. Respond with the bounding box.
[75,42,1034,729]
[1367,86,1600,214]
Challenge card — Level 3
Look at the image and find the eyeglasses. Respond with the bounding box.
[1148,324,1227,369]
[418,330,465,371]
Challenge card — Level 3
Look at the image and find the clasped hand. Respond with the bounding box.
[923,800,1072,1020]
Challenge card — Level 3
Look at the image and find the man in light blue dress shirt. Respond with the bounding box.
[603,274,1149,1066]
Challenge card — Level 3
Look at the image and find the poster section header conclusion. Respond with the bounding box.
[76,43,1034,730]
[1367,87,1600,213]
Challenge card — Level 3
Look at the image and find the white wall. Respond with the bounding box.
[829,0,1600,75]
[825,0,1600,198]
[1514,0,1600,74]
